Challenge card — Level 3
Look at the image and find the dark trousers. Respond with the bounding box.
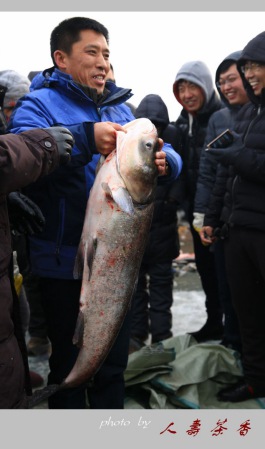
[224,227,265,388]
[214,238,241,351]
[130,261,173,343]
[39,278,131,409]
[23,272,48,339]
[190,223,223,328]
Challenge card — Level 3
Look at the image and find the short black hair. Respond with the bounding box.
[50,16,109,66]
[218,59,236,75]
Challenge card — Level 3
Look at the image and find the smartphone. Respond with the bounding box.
[206,129,234,149]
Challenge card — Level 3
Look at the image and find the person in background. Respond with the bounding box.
[0,70,30,125]
[28,71,40,82]
[205,30,265,402]
[193,51,249,352]
[0,70,51,388]
[170,60,223,342]
[0,125,74,408]
[129,94,182,351]
[0,71,31,333]
[107,63,136,115]
[0,70,52,359]
[8,16,181,409]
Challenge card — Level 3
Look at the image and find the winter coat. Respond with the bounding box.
[207,31,265,232]
[171,61,222,218]
[134,94,183,262]
[0,129,62,408]
[194,51,244,214]
[9,68,181,278]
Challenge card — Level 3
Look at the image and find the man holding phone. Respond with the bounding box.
[193,51,249,354]
[204,32,265,402]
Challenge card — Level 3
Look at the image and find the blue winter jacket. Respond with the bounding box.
[8,68,181,279]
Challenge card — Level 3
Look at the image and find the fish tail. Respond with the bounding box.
[27,384,61,409]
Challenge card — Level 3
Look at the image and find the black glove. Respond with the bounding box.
[8,192,45,235]
[206,132,244,166]
[44,126,74,165]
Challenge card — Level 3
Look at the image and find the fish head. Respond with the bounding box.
[116,118,159,204]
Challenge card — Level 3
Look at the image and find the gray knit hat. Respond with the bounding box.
[0,70,30,108]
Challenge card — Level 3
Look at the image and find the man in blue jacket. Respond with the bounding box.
[9,16,181,409]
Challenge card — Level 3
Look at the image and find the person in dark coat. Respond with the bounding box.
[0,126,74,408]
[205,30,265,402]
[129,94,182,348]
[0,69,52,361]
[193,51,249,352]
[170,60,224,342]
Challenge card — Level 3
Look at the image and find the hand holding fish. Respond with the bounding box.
[94,121,126,155]
[155,138,167,175]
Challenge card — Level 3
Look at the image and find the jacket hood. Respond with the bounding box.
[0,70,30,108]
[134,94,169,126]
[173,60,214,106]
[215,50,242,106]
[237,31,265,105]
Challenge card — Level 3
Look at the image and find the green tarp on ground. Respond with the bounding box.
[124,334,265,409]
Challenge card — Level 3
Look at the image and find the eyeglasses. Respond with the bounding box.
[216,76,238,88]
[241,62,264,74]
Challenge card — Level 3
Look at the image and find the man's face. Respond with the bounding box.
[242,60,265,96]
[177,81,205,113]
[218,64,248,105]
[55,29,110,94]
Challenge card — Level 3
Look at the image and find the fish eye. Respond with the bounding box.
[146,141,153,149]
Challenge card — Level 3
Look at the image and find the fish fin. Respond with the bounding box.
[72,310,84,348]
[27,384,61,408]
[95,155,106,175]
[74,237,96,281]
[102,182,134,215]
[73,242,84,279]
[86,237,97,280]
[112,188,135,215]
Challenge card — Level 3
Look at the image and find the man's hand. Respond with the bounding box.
[94,122,125,156]
[199,225,216,246]
[206,132,244,166]
[44,126,74,165]
[155,138,167,175]
[8,192,45,235]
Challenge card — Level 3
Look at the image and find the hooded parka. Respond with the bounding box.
[194,51,245,215]
[172,60,222,215]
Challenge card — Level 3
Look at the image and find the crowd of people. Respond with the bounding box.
[1,14,265,408]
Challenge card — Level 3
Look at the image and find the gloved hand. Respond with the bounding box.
[44,126,74,165]
[8,192,45,235]
[192,212,205,233]
[206,132,244,166]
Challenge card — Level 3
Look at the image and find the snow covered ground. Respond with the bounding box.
[172,288,206,336]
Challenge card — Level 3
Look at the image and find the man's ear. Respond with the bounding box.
[53,50,67,70]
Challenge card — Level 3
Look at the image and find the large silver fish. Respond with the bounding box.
[28,118,160,406]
